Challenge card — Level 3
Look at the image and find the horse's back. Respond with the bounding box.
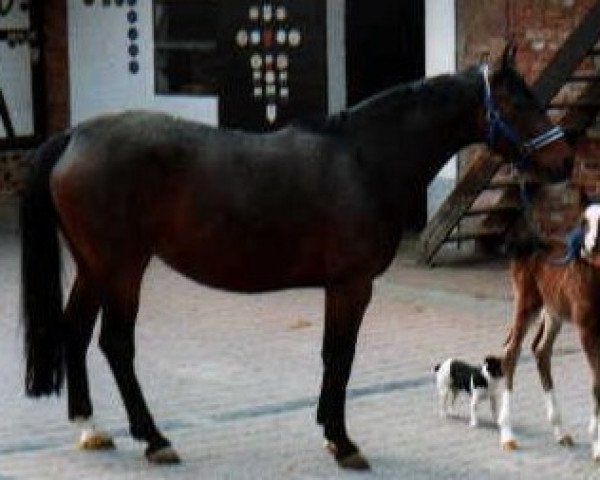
[50,111,394,290]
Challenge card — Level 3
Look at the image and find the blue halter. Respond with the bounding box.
[480,64,565,171]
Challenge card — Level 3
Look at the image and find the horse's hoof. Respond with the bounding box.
[501,440,518,451]
[146,446,181,464]
[324,441,369,470]
[337,451,370,470]
[77,431,115,450]
[558,434,574,447]
[323,440,337,455]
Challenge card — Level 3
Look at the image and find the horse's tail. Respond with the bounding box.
[20,131,72,397]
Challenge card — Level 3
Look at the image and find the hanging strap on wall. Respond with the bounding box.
[0,89,15,138]
[0,0,15,17]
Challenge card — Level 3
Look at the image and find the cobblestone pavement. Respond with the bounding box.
[0,233,599,479]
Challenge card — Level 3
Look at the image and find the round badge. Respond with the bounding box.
[250,53,263,70]
[236,29,248,47]
[288,29,301,47]
[262,4,273,22]
[249,6,259,21]
[275,6,287,21]
[276,53,288,70]
[250,30,261,45]
[276,29,286,45]
[265,70,275,84]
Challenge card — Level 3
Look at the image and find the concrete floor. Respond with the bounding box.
[0,232,598,479]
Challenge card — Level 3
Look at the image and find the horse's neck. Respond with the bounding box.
[348,72,484,185]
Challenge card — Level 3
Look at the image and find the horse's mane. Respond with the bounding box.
[344,66,482,127]
[290,66,485,136]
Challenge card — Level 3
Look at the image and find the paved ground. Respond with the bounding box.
[0,232,598,479]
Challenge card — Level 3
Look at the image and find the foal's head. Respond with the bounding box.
[484,44,573,183]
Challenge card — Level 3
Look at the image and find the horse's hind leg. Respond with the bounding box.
[99,268,179,464]
[317,280,372,470]
[579,323,600,460]
[532,309,572,446]
[65,272,114,450]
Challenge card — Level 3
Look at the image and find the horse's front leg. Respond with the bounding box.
[532,308,572,446]
[317,280,372,470]
[99,269,179,464]
[578,321,600,460]
[500,295,538,450]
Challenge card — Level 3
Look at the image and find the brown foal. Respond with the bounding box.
[500,204,600,459]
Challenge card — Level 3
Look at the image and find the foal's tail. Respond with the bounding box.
[20,131,72,396]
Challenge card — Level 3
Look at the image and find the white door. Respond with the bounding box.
[0,1,35,139]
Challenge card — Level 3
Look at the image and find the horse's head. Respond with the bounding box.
[483,43,573,183]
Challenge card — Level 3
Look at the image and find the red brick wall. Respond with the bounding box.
[457,0,600,235]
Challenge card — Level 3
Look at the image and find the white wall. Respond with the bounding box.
[0,5,33,137]
[68,0,218,126]
[425,0,456,218]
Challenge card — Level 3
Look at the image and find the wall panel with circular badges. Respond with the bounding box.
[220,1,327,132]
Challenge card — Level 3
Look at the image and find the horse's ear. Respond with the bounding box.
[501,41,518,71]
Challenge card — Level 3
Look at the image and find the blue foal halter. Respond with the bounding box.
[480,64,565,170]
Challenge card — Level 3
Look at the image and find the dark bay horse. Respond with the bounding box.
[20,46,572,469]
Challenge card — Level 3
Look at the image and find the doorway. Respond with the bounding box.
[345,0,426,229]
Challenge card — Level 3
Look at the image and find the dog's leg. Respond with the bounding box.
[439,387,451,418]
[490,394,498,422]
[470,388,484,427]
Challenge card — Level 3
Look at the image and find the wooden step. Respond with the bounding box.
[446,225,507,242]
[463,201,520,217]
[567,74,600,82]
[486,178,520,189]
[549,100,600,109]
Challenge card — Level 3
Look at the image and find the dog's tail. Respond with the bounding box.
[433,363,441,373]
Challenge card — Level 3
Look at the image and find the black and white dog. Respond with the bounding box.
[433,356,503,427]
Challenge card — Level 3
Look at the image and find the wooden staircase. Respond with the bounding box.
[418,1,600,265]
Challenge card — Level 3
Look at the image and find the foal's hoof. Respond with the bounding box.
[146,446,181,464]
[501,439,518,451]
[323,441,370,470]
[77,431,115,450]
[558,434,574,447]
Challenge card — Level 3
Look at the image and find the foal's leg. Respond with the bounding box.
[317,281,372,470]
[579,325,600,460]
[99,270,179,463]
[500,294,539,450]
[532,308,572,446]
[65,273,114,449]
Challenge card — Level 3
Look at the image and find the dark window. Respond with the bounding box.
[153,0,220,95]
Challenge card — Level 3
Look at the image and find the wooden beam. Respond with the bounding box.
[533,1,600,105]
[417,152,504,265]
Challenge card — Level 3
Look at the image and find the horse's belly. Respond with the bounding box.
[157,236,327,293]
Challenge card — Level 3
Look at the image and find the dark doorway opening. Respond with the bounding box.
[346,0,425,105]
[346,0,426,229]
